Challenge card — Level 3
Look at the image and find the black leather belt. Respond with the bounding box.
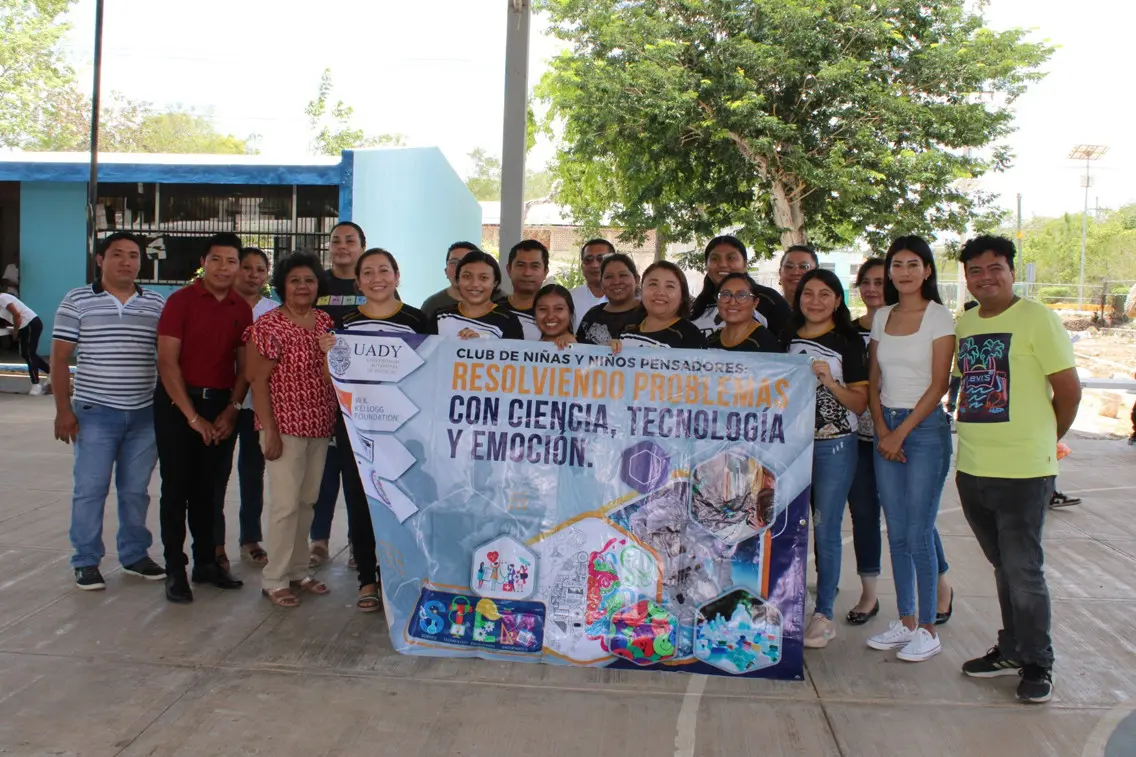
[185,386,231,399]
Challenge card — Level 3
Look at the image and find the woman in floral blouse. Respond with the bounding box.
[245,252,338,608]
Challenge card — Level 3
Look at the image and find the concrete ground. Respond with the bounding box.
[1,392,1135,757]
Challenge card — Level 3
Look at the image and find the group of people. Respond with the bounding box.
[50,223,1078,705]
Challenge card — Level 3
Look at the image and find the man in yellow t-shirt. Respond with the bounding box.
[953,235,1081,706]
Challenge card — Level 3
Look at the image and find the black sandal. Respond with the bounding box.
[846,600,879,625]
[935,589,954,625]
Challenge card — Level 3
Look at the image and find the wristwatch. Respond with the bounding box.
[231,401,242,411]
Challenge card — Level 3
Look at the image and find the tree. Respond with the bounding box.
[0,0,77,149]
[305,68,405,156]
[464,147,559,203]
[1007,205,1136,286]
[27,88,253,154]
[537,0,1052,253]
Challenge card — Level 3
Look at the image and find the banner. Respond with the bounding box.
[328,333,815,679]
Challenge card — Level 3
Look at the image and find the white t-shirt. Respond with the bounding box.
[870,302,956,409]
[570,284,606,321]
[0,294,37,330]
[242,297,279,410]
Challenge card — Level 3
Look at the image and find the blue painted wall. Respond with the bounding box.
[19,182,88,328]
[346,148,482,308]
[0,160,338,186]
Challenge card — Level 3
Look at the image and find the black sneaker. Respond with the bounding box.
[1017,665,1053,703]
[122,556,166,580]
[962,646,1023,678]
[1049,492,1082,509]
[74,566,106,591]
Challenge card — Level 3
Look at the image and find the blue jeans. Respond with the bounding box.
[848,438,951,578]
[812,435,858,620]
[875,406,952,625]
[69,402,158,568]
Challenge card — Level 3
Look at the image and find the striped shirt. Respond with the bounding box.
[53,283,166,410]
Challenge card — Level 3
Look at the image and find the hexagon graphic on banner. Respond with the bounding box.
[604,599,679,666]
[531,517,662,665]
[693,588,783,674]
[471,535,537,601]
[328,335,424,383]
[689,448,777,544]
[619,440,670,494]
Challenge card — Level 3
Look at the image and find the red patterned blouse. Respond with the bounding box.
[244,307,336,438]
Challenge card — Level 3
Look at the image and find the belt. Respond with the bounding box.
[185,386,232,399]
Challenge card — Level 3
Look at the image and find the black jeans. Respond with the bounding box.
[17,316,49,384]
[336,414,380,589]
[957,471,1055,667]
[155,383,237,571]
[213,408,266,547]
[946,375,962,412]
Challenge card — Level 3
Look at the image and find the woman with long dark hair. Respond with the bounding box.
[690,236,791,337]
[786,269,868,649]
[614,261,706,350]
[847,258,954,626]
[534,284,577,348]
[576,253,642,345]
[333,248,433,612]
[434,251,523,340]
[864,235,956,662]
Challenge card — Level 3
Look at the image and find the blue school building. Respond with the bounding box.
[0,148,481,323]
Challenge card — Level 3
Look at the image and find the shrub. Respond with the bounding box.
[1037,286,1074,301]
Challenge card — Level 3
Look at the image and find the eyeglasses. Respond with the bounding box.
[717,291,755,304]
[582,254,608,264]
[446,258,465,267]
[781,262,815,273]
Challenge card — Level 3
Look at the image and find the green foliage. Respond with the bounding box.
[305,68,405,156]
[465,147,560,202]
[0,0,77,148]
[1036,286,1073,301]
[536,0,1052,253]
[554,260,586,289]
[1005,204,1136,285]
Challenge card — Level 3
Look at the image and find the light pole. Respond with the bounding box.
[1068,144,1109,304]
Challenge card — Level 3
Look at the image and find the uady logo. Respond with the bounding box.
[328,337,352,376]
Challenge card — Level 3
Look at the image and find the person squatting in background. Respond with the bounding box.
[0,290,51,394]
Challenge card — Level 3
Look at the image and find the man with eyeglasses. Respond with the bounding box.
[421,241,480,319]
[779,244,820,307]
[570,239,614,319]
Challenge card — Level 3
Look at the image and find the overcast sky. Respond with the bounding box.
[62,0,1134,220]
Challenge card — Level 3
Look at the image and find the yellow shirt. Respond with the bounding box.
[955,299,1075,478]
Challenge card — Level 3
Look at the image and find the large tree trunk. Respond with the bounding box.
[654,228,667,262]
[770,177,807,248]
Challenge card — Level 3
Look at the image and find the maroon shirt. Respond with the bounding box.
[158,279,253,389]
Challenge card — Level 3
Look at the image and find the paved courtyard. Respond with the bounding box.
[1,392,1135,757]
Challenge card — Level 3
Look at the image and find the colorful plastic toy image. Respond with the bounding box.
[693,588,783,674]
[604,599,678,665]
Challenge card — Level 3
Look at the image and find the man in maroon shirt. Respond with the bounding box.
[156,233,253,603]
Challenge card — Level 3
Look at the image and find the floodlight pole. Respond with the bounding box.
[1079,155,1090,303]
[499,0,530,263]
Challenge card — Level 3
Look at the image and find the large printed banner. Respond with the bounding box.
[328,333,815,679]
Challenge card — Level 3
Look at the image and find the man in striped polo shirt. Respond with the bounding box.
[51,232,168,591]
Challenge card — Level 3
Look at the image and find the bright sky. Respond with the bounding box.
[62,0,1134,221]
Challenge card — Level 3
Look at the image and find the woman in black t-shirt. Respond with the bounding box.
[434,251,523,340]
[785,268,868,651]
[533,284,577,349]
[690,235,792,339]
[707,273,783,353]
[614,261,706,350]
[576,253,644,345]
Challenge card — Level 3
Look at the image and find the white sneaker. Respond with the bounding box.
[28,383,45,396]
[803,613,836,649]
[867,620,916,650]
[897,628,943,662]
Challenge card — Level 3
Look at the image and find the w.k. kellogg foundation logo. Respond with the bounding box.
[329,338,352,376]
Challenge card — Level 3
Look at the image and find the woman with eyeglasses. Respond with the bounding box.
[864,236,956,663]
[707,273,783,353]
[690,236,792,339]
[786,269,868,649]
[846,259,954,628]
[612,261,706,350]
[778,245,819,308]
[576,253,643,346]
